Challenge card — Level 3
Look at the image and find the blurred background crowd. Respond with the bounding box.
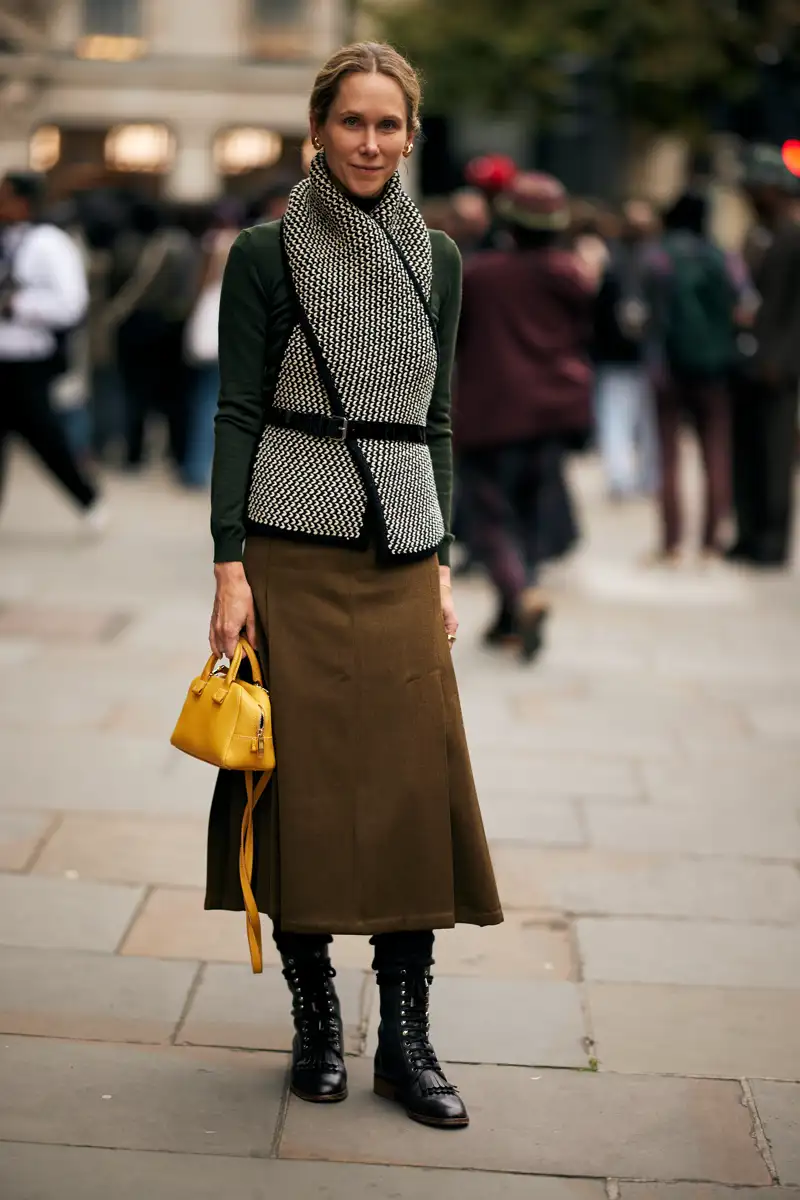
[1,0,799,657]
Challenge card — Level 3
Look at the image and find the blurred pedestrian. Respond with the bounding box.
[0,171,105,529]
[644,191,738,562]
[181,201,241,489]
[454,171,599,660]
[728,145,800,568]
[44,195,95,464]
[245,180,295,226]
[593,200,660,499]
[206,41,501,1127]
[105,198,201,470]
[450,186,492,255]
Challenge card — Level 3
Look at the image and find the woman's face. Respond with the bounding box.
[312,71,410,199]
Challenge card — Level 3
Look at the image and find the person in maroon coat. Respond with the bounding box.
[454,171,600,660]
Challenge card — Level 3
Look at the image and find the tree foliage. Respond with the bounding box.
[367,0,796,131]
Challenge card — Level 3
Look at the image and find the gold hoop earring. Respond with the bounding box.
[312,136,322,151]
[403,144,413,158]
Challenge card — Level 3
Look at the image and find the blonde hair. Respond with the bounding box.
[310,42,422,136]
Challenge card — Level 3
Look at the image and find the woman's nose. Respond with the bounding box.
[362,131,379,156]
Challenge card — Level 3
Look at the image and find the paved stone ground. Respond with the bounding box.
[0,443,799,1199]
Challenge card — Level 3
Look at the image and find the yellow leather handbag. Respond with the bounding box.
[171,637,274,973]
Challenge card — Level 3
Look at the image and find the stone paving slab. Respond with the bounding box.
[511,692,749,743]
[0,1036,287,1156]
[0,603,129,642]
[0,947,198,1044]
[481,798,585,846]
[491,846,800,922]
[279,1057,769,1184]
[481,709,678,758]
[1,729,209,817]
[178,963,369,1054]
[577,919,800,989]
[0,1144,607,1200]
[33,814,209,888]
[0,811,56,871]
[620,1186,800,1198]
[364,978,589,1068]
[120,887,278,966]
[113,600,212,653]
[103,695,194,739]
[0,873,144,953]
[746,703,800,741]
[429,918,574,980]
[0,676,117,731]
[583,801,800,860]
[587,983,800,1080]
[469,748,642,801]
[0,635,39,665]
[750,1080,800,1185]
[642,756,800,808]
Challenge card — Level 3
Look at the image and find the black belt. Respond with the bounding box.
[265,408,427,445]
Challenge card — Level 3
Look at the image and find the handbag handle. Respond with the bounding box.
[227,638,264,687]
[196,638,264,698]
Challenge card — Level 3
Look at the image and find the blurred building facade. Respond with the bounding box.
[0,0,354,198]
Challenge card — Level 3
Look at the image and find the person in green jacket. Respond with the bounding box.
[205,41,502,1130]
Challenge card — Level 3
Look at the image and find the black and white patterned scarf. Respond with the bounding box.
[246,152,445,560]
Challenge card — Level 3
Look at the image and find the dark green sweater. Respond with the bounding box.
[211,221,462,566]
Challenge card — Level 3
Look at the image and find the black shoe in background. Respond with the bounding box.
[483,602,519,647]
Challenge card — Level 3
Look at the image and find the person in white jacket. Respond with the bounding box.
[0,171,105,528]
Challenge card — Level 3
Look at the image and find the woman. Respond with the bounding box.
[205,42,502,1130]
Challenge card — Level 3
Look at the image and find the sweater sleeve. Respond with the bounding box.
[427,234,462,568]
[210,229,272,563]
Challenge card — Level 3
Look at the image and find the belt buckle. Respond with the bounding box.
[328,415,348,442]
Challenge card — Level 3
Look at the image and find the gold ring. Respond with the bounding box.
[447,634,457,643]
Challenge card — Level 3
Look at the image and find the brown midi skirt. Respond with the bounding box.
[205,537,503,934]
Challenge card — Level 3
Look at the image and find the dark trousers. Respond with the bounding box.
[117,312,188,468]
[273,924,434,972]
[655,375,731,553]
[459,436,570,605]
[731,376,797,565]
[0,360,97,510]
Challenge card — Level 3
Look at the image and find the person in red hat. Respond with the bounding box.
[454,171,602,660]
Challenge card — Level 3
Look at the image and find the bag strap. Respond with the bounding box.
[203,638,264,692]
[239,768,271,974]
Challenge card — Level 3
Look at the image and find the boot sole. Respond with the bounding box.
[373,1075,469,1128]
[290,1084,348,1104]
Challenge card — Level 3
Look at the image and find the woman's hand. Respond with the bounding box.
[210,562,256,659]
[439,564,459,650]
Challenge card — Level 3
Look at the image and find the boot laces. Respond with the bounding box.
[284,958,342,1069]
[400,972,457,1096]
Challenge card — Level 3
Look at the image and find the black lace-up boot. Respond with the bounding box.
[280,946,348,1103]
[373,965,469,1128]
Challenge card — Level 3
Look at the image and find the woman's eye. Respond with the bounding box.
[381,120,400,130]
[343,116,359,127]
